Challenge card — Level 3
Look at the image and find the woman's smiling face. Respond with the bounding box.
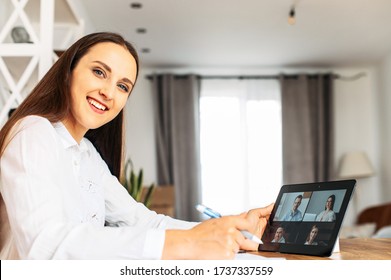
[64,42,137,142]
[325,197,333,210]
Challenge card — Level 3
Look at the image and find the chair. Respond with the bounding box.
[357,202,391,232]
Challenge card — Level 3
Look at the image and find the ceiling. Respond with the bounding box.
[80,0,391,68]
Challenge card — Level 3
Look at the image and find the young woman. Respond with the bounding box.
[316,195,336,222]
[0,32,273,259]
[304,225,319,245]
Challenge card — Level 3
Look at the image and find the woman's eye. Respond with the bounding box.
[93,68,105,77]
[118,83,129,92]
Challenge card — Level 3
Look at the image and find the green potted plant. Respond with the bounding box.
[121,158,155,208]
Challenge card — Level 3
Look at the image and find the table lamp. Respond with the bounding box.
[338,151,375,224]
[338,151,375,179]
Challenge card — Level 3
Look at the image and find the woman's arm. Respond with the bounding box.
[162,204,274,259]
[103,175,273,259]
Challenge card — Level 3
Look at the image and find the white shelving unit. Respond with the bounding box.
[0,0,91,127]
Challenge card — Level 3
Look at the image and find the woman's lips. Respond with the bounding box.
[87,97,108,114]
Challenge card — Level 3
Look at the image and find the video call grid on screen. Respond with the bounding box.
[265,189,346,245]
[259,180,355,256]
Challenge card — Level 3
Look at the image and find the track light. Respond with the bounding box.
[288,6,296,25]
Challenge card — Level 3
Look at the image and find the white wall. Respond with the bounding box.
[0,0,11,30]
[333,67,381,225]
[124,66,385,225]
[124,69,157,184]
[378,52,391,202]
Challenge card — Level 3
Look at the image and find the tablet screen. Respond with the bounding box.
[258,179,356,257]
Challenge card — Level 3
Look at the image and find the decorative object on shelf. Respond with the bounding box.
[11,26,32,43]
[121,158,155,208]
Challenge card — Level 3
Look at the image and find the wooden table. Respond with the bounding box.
[253,238,391,260]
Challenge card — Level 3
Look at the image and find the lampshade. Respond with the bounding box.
[338,151,375,179]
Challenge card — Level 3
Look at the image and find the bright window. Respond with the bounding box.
[200,79,282,215]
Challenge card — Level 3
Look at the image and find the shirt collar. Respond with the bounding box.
[53,122,89,154]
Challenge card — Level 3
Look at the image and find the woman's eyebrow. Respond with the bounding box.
[121,77,134,87]
[93,60,134,87]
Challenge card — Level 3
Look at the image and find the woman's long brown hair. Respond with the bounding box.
[0,32,139,179]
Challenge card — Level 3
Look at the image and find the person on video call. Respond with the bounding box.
[0,32,274,260]
[282,194,303,221]
[316,195,336,222]
[271,226,286,243]
[304,225,319,245]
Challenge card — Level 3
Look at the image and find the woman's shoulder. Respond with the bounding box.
[14,115,54,131]
[18,115,51,126]
[2,116,61,159]
[8,115,57,143]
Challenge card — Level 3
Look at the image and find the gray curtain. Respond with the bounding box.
[151,74,201,221]
[280,74,334,184]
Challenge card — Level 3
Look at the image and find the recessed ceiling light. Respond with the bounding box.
[130,2,142,9]
[136,28,147,34]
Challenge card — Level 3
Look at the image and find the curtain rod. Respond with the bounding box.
[333,72,367,81]
[146,72,366,81]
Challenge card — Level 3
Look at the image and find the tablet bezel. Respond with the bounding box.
[258,179,356,257]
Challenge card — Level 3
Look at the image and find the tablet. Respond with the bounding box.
[258,179,356,257]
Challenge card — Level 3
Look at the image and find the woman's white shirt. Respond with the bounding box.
[315,210,336,222]
[0,116,195,259]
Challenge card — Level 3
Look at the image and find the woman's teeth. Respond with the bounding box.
[88,98,107,111]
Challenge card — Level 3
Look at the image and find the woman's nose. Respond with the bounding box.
[99,85,114,100]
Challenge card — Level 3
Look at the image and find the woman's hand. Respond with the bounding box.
[162,203,274,259]
[239,203,274,251]
[163,215,252,259]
